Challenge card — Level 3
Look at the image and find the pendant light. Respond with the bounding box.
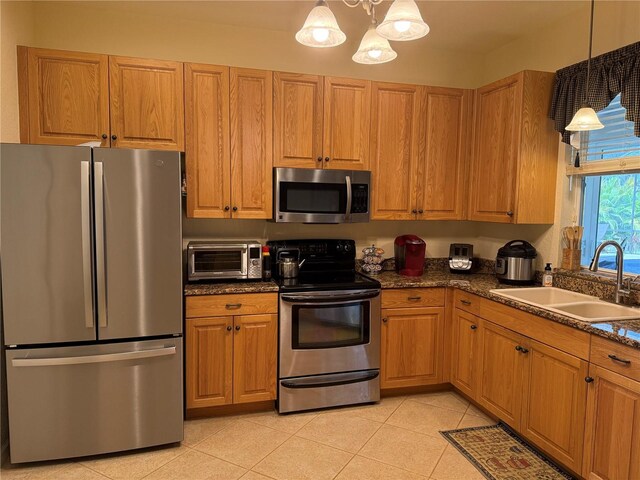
[295,0,346,48]
[566,0,604,131]
[353,10,397,64]
[376,0,429,42]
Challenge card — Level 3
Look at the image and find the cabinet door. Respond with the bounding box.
[22,47,110,146]
[370,82,422,220]
[451,309,479,399]
[184,63,231,218]
[468,74,522,223]
[229,68,273,219]
[109,56,184,150]
[477,321,526,429]
[583,365,640,480]
[186,316,233,409]
[381,307,444,388]
[521,339,588,473]
[273,72,323,169]
[233,314,278,404]
[419,87,471,220]
[323,77,371,171]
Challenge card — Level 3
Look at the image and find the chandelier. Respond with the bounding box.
[295,0,429,65]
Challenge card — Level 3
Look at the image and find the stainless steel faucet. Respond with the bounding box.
[589,240,630,304]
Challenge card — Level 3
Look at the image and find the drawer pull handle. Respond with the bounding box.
[585,376,594,383]
[460,300,472,306]
[608,354,631,365]
[225,303,242,309]
[407,296,422,301]
[470,325,477,330]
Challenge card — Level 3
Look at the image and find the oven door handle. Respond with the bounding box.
[281,370,379,389]
[281,290,380,303]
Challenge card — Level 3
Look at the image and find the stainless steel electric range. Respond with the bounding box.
[267,239,381,413]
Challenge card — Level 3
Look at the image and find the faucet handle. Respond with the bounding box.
[624,274,640,290]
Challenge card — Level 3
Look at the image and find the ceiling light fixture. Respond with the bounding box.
[296,0,429,64]
[566,0,604,131]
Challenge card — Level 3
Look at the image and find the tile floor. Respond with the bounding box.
[1,391,496,480]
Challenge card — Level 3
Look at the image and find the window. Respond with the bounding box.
[579,94,640,273]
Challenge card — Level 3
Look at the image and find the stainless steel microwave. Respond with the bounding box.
[187,241,262,281]
[273,167,370,223]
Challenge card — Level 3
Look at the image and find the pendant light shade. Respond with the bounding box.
[295,0,346,48]
[566,104,604,131]
[353,24,397,64]
[376,0,429,41]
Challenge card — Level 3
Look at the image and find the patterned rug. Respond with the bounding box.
[440,423,575,480]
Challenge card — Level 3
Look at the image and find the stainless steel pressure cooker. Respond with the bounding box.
[495,240,537,284]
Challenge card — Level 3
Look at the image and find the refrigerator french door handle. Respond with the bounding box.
[94,161,108,328]
[345,175,352,221]
[11,346,176,367]
[80,161,94,329]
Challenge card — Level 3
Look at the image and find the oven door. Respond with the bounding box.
[279,289,381,378]
[187,244,247,280]
[274,168,370,223]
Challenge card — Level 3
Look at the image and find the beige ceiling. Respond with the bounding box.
[71,0,588,54]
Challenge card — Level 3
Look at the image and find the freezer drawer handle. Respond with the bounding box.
[11,346,176,367]
[281,371,379,389]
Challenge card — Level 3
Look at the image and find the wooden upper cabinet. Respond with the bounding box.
[419,87,472,220]
[520,339,588,473]
[229,67,273,219]
[468,71,558,224]
[186,316,233,409]
[381,307,444,388]
[583,365,640,480]
[184,63,231,218]
[323,77,371,170]
[370,82,422,220]
[19,47,110,146]
[273,72,323,169]
[109,56,184,150]
[233,314,278,404]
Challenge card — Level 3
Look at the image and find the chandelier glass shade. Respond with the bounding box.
[376,0,429,41]
[352,23,397,64]
[295,1,347,48]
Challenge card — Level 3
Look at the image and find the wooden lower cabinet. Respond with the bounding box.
[450,308,480,399]
[186,313,277,409]
[520,339,588,473]
[477,321,527,429]
[582,365,640,480]
[186,316,233,409]
[233,314,278,404]
[381,307,444,388]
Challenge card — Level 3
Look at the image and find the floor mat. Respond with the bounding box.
[440,422,575,480]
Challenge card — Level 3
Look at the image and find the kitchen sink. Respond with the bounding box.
[489,287,640,323]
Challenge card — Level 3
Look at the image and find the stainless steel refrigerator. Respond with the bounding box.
[1,144,184,463]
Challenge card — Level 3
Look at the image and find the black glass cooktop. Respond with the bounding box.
[274,271,381,292]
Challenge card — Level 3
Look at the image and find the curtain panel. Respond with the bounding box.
[549,41,640,145]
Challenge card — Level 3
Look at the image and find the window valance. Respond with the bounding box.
[549,41,640,145]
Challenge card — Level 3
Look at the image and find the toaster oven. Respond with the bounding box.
[187,241,262,281]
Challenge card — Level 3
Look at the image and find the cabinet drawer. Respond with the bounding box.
[590,336,640,381]
[186,293,278,318]
[381,288,445,308]
[453,290,480,315]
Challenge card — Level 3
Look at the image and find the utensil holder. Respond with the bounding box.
[561,248,582,271]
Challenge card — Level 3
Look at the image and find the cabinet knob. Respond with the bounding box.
[317,156,323,162]
[235,325,241,331]
[515,345,523,352]
[506,211,514,217]
[382,318,388,323]
[412,209,417,214]
[470,324,477,330]
[224,206,230,211]
[226,326,232,332]
[324,157,330,162]
[101,133,108,140]
[111,135,117,141]
[418,209,424,214]
[521,347,529,354]
[232,206,238,212]
[585,376,594,383]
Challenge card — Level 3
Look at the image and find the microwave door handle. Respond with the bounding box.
[345,175,352,222]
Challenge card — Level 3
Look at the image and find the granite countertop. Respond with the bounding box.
[184,280,279,296]
[374,271,640,350]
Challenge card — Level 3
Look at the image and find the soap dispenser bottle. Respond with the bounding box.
[542,263,553,287]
